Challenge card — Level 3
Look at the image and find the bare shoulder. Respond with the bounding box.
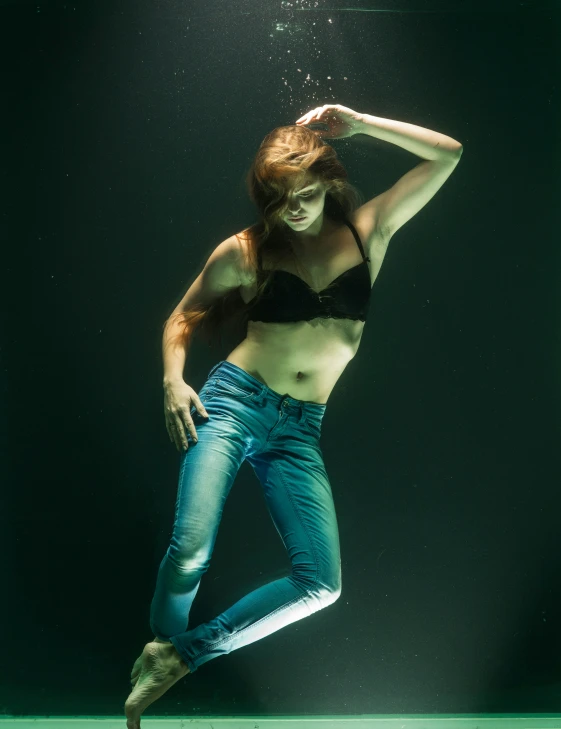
[227,229,256,286]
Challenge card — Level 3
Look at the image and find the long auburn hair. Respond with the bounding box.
[165,124,364,349]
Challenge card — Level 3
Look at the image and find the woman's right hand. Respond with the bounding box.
[164,380,209,452]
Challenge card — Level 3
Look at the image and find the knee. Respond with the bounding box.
[327,583,342,602]
[167,542,210,573]
[309,581,341,607]
[327,567,342,600]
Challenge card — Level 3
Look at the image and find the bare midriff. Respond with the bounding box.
[226,317,365,404]
[224,212,378,405]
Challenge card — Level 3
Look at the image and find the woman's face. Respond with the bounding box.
[284,179,328,230]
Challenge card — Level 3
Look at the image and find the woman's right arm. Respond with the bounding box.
[162,235,244,451]
[162,235,244,384]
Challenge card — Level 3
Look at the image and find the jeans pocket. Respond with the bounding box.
[190,384,216,417]
[214,378,255,401]
[301,413,322,438]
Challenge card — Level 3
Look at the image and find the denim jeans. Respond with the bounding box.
[149,360,341,674]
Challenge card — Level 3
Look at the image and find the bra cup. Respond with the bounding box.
[247,217,372,324]
[247,259,371,324]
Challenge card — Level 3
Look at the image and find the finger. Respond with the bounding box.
[168,419,182,450]
[180,412,198,444]
[167,418,177,444]
[314,105,330,121]
[173,419,190,451]
[297,109,318,125]
[195,399,209,418]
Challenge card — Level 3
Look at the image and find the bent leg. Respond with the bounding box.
[149,411,247,649]
[169,434,341,674]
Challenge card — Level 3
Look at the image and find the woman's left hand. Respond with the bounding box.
[295,104,365,140]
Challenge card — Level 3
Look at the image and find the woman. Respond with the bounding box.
[125,104,463,727]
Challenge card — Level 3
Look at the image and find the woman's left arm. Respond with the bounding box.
[356,112,463,161]
[296,104,462,160]
[296,104,463,238]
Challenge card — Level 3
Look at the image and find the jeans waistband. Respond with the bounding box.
[207,360,327,416]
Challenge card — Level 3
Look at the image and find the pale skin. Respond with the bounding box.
[124,105,462,726]
[228,175,383,405]
[124,177,383,729]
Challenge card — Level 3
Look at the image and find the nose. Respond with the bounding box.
[288,206,304,216]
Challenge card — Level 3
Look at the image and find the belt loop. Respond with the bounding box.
[298,404,306,423]
[208,361,223,379]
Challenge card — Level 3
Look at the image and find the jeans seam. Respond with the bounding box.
[214,378,255,401]
[189,591,308,666]
[302,416,321,438]
[187,460,320,665]
[272,458,321,585]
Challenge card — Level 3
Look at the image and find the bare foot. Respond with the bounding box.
[124,641,190,729]
[130,638,169,687]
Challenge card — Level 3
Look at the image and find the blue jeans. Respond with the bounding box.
[149,360,341,674]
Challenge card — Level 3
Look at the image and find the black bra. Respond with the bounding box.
[246,218,372,323]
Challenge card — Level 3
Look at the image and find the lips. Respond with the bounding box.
[290,216,305,222]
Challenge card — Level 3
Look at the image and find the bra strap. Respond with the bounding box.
[343,218,371,263]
